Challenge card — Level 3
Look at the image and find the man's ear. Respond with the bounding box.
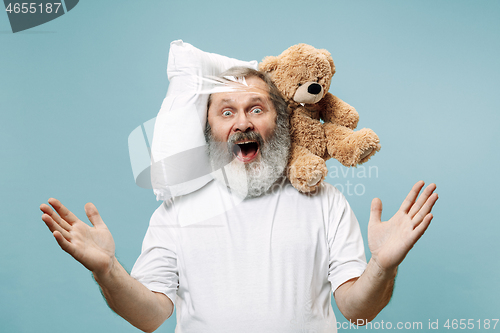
[259,56,279,73]
[318,49,336,75]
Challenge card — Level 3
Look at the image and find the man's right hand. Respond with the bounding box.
[40,198,115,276]
[40,198,173,331]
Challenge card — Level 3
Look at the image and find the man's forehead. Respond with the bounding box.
[210,76,270,105]
[215,94,269,105]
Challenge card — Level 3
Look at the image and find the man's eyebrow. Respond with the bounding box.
[215,96,268,106]
[218,98,235,104]
[248,96,267,103]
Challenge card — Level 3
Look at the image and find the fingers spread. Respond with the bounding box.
[408,183,436,218]
[85,202,105,228]
[48,198,79,226]
[42,213,72,241]
[412,192,438,227]
[410,213,433,244]
[399,181,425,213]
[53,230,76,255]
[40,202,72,232]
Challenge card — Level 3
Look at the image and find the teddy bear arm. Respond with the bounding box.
[323,122,381,167]
[319,93,359,130]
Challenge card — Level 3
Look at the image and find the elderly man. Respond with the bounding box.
[40,67,438,333]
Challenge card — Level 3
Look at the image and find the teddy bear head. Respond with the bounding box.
[259,43,335,105]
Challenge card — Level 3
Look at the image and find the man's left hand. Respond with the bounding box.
[368,181,438,272]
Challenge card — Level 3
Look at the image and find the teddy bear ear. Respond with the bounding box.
[259,56,279,73]
[318,49,336,75]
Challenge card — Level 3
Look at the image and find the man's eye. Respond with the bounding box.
[251,108,263,114]
[222,110,233,116]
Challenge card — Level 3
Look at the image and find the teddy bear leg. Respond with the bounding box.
[287,143,328,193]
[324,123,381,167]
[360,147,375,161]
[290,110,327,158]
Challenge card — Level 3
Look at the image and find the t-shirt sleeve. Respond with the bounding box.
[326,188,367,293]
[130,202,179,306]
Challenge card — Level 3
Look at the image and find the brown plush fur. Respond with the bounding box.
[260,43,381,193]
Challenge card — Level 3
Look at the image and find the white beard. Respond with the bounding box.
[206,129,290,198]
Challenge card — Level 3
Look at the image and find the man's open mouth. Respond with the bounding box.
[232,140,260,163]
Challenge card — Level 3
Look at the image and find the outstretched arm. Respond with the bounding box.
[40,199,173,332]
[334,181,438,324]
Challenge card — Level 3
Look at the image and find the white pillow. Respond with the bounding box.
[149,40,258,201]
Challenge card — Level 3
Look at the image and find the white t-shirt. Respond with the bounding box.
[131,178,367,333]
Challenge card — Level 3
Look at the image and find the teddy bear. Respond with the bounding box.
[259,43,381,193]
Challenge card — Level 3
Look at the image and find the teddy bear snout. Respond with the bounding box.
[293,82,324,104]
[308,83,322,95]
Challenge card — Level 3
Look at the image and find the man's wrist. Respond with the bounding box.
[92,256,120,286]
[369,257,398,281]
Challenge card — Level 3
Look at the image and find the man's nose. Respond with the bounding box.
[233,112,254,132]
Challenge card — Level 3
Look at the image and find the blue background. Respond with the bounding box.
[1,1,499,332]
